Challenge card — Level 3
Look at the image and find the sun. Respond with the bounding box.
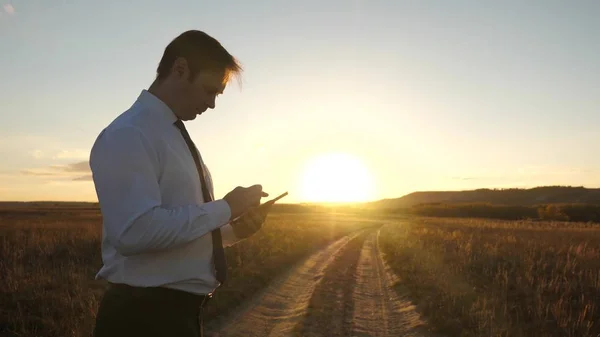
[300,152,375,203]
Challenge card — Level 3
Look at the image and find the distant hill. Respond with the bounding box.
[369,186,600,209]
[5,186,600,212]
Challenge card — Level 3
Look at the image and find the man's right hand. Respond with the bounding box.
[223,184,268,220]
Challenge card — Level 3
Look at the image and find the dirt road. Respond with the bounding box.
[205,226,436,337]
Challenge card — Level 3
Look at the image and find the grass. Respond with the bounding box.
[6,203,600,337]
[379,217,600,337]
[0,204,374,337]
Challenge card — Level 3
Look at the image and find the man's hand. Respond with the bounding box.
[229,206,269,239]
[223,184,268,220]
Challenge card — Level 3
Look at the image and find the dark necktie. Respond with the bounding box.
[174,120,227,285]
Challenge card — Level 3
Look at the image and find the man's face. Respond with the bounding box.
[173,61,227,121]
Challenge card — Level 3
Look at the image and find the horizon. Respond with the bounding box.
[2,184,598,204]
[2,1,599,203]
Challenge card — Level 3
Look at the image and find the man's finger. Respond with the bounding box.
[246,185,266,201]
[245,207,259,222]
[251,213,264,230]
[257,207,267,221]
[258,205,269,217]
[243,216,256,235]
[248,184,263,194]
[246,208,261,224]
[254,209,265,222]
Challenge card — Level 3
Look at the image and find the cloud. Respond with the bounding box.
[20,170,57,177]
[3,4,15,15]
[50,161,90,173]
[21,161,91,181]
[53,149,89,160]
[29,149,89,160]
[31,150,45,159]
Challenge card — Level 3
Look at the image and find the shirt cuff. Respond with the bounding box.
[201,199,241,247]
[203,199,232,229]
[220,223,240,247]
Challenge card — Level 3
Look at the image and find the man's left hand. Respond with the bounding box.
[230,206,269,239]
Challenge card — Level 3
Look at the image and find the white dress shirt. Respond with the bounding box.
[90,89,241,295]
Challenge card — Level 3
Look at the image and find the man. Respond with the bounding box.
[91,30,269,337]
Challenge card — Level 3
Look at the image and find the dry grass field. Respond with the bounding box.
[379,217,600,337]
[3,203,600,337]
[0,204,375,337]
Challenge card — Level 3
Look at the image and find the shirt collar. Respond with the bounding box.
[136,89,179,125]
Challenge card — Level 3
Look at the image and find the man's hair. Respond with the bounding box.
[155,30,242,84]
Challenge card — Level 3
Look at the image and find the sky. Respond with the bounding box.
[1,0,599,203]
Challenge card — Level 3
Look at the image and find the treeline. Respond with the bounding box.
[404,202,600,222]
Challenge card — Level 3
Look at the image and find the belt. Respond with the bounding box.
[108,282,211,309]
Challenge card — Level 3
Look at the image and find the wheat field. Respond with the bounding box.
[379,217,600,337]
[2,205,600,337]
[0,205,374,337]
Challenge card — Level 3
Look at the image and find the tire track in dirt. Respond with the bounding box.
[206,226,438,337]
[204,230,367,337]
[291,230,371,337]
[350,229,432,337]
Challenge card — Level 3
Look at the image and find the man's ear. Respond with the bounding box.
[171,57,190,80]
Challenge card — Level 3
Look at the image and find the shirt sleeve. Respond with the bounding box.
[90,125,232,257]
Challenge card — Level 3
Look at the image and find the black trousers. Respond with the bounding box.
[93,283,209,337]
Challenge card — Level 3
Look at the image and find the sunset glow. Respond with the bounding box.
[300,152,375,203]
